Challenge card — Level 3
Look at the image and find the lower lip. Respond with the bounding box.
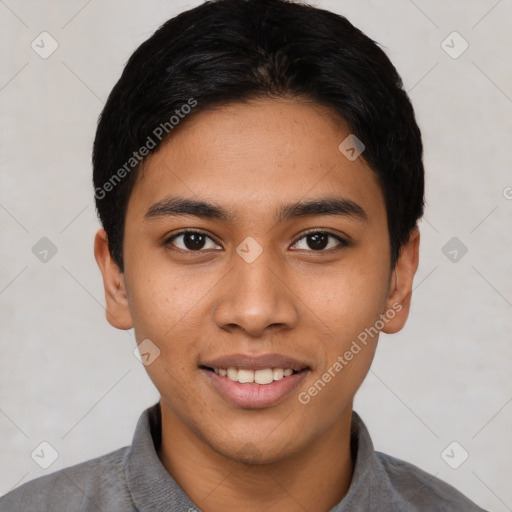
[201,369,309,409]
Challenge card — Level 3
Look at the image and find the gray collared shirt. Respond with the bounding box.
[0,403,487,511]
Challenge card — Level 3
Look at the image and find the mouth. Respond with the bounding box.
[199,354,310,408]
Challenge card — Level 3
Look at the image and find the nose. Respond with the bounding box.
[212,245,299,338]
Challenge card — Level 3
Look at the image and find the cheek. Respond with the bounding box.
[124,254,222,372]
[125,250,197,334]
[125,265,205,403]
[297,257,390,343]
[294,266,385,420]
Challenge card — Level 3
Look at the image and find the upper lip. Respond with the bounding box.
[201,353,310,371]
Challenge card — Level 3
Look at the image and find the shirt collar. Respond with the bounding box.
[125,402,200,512]
[329,410,376,511]
[125,402,377,511]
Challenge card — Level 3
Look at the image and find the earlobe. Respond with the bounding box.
[94,228,133,330]
[381,228,420,334]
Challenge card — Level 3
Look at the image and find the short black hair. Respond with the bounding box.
[93,0,424,271]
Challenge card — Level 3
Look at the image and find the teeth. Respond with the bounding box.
[216,367,298,384]
[273,368,284,380]
[254,369,274,384]
[237,369,254,383]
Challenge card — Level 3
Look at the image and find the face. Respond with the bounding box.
[95,98,419,464]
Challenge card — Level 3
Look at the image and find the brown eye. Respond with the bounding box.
[306,233,329,250]
[167,231,221,252]
[291,231,347,252]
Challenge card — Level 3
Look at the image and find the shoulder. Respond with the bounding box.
[0,447,135,512]
[375,451,488,511]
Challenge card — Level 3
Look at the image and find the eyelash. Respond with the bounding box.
[164,229,349,253]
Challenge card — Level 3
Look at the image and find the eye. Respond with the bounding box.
[291,231,348,252]
[165,229,348,253]
[166,230,222,252]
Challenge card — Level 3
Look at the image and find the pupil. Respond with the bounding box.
[184,233,205,250]
[308,233,328,250]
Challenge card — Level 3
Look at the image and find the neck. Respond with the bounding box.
[158,404,354,512]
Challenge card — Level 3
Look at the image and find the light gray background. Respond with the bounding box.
[1,0,511,510]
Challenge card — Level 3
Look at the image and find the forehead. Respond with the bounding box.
[128,98,385,224]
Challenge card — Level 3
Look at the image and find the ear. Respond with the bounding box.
[381,228,420,334]
[94,228,133,330]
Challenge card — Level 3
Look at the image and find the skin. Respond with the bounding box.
[94,97,420,512]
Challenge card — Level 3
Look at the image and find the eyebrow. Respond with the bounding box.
[144,195,368,224]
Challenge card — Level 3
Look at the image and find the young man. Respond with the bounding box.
[0,0,487,510]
